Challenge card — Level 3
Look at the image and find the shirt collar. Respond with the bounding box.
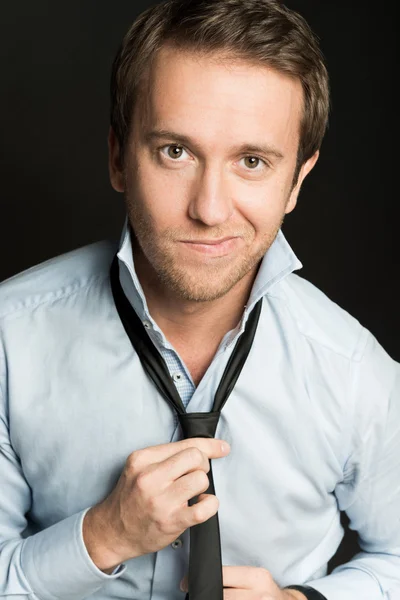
[246,226,303,310]
[116,215,303,329]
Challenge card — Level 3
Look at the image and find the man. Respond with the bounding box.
[0,0,399,599]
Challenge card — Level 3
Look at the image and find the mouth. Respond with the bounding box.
[179,237,240,257]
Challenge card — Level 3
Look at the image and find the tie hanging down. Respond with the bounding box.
[110,255,262,600]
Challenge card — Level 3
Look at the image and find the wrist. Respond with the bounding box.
[82,505,128,573]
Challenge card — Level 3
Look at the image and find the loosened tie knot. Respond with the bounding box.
[178,411,221,439]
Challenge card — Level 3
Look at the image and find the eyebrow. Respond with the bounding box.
[144,128,284,160]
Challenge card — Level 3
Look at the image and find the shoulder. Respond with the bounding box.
[0,239,118,322]
[269,272,368,361]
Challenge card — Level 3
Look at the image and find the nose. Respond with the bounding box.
[187,163,234,226]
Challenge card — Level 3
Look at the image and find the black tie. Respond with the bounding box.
[110,255,262,600]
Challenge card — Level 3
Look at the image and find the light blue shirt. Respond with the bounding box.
[0,217,399,600]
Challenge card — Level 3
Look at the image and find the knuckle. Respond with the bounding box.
[146,488,157,505]
[192,502,206,524]
[197,470,210,491]
[153,516,168,533]
[125,451,141,475]
[263,567,273,581]
[135,469,152,491]
[153,508,173,534]
[148,495,170,528]
[192,495,218,523]
[186,447,204,466]
[258,568,273,587]
[180,471,206,495]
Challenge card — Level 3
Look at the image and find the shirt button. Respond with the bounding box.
[172,373,183,383]
[171,538,183,549]
[143,320,152,329]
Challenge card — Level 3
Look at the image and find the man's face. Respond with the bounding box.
[110,46,318,302]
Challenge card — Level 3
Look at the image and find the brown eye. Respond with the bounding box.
[167,145,184,159]
[244,156,260,169]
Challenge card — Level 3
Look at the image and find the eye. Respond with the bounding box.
[160,144,190,160]
[239,156,267,171]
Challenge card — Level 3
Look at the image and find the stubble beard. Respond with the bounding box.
[127,200,285,303]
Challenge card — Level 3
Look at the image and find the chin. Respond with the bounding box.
[159,266,247,303]
[169,284,231,303]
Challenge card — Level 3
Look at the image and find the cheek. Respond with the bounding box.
[142,160,202,217]
[129,166,186,232]
[238,184,288,234]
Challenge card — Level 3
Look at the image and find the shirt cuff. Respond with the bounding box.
[21,508,126,600]
[305,569,382,600]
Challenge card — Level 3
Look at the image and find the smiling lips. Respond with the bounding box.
[180,236,240,257]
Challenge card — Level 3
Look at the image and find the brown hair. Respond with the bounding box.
[110,0,330,183]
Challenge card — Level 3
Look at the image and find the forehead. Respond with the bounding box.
[136,46,303,153]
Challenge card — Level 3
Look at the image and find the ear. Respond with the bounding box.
[285,150,319,214]
[108,126,125,192]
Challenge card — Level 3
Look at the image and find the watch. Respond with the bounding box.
[285,584,328,600]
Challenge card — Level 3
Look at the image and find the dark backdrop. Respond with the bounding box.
[1,1,398,360]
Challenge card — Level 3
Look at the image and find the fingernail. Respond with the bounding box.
[221,441,230,453]
[180,579,187,592]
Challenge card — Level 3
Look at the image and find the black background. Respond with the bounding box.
[1,1,398,360]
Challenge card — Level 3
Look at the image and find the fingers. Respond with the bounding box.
[119,438,230,549]
[93,438,230,563]
[128,438,230,489]
[180,566,274,594]
[219,566,273,590]
[223,592,255,599]
[181,492,220,528]
[156,446,211,484]
[140,437,230,465]
[169,469,211,506]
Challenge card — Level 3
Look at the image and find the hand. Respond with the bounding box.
[180,566,307,599]
[82,437,230,572]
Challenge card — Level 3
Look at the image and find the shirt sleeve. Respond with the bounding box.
[0,369,126,599]
[306,330,400,600]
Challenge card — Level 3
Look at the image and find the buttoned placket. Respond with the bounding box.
[147,332,243,600]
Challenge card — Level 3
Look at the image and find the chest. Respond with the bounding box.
[9,309,349,531]
[182,355,216,386]
[172,341,223,387]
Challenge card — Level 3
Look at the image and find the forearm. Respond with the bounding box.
[1,509,125,600]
